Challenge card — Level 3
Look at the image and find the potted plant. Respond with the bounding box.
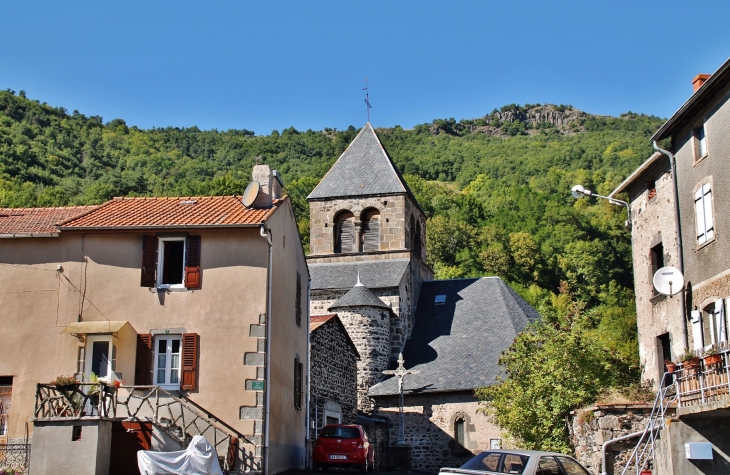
[664,359,677,374]
[680,348,701,370]
[704,344,723,366]
[51,375,82,415]
[52,375,78,391]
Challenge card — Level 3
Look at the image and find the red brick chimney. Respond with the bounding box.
[693,74,711,92]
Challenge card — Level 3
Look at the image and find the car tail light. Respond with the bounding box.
[358,443,364,449]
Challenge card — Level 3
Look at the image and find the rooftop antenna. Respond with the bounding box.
[363,79,371,123]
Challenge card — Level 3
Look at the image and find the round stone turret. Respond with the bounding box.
[329,279,391,413]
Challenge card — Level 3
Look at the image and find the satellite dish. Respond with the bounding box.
[242,180,260,208]
[653,266,684,296]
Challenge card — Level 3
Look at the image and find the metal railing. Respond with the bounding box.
[0,444,31,475]
[675,345,730,409]
[619,372,677,475]
[35,384,252,473]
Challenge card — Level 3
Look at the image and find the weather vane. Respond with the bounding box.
[363,79,371,123]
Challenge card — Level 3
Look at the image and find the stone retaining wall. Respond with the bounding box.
[569,404,653,475]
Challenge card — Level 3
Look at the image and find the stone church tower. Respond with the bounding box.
[307,123,433,411]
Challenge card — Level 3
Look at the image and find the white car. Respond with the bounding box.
[440,449,593,475]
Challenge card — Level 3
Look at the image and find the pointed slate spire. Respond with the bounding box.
[328,278,389,310]
[355,270,364,287]
[307,123,411,200]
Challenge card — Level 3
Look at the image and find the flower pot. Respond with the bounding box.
[704,354,722,366]
[665,361,677,373]
[682,357,701,370]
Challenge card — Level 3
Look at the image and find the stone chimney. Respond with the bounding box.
[693,74,711,92]
[251,164,284,208]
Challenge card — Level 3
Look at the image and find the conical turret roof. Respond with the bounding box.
[307,123,412,200]
[329,282,390,310]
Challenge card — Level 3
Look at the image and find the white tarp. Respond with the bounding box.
[137,434,224,475]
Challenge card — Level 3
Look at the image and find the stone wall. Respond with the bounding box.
[373,392,502,473]
[336,306,391,413]
[309,317,358,442]
[569,404,653,475]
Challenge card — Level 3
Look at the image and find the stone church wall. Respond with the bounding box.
[336,307,392,412]
[373,392,501,473]
[309,319,358,442]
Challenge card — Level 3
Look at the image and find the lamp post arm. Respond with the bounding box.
[590,192,632,227]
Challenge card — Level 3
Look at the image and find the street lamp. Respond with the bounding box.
[571,185,632,228]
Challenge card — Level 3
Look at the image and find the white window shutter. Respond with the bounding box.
[716,299,727,343]
[691,310,704,350]
[703,185,714,240]
[695,188,706,244]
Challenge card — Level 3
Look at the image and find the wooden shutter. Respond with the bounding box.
[181,333,199,391]
[336,219,354,253]
[135,334,153,385]
[140,236,158,287]
[362,213,380,252]
[294,358,303,409]
[185,236,201,289]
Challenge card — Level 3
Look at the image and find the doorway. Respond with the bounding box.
[109,421,152,475]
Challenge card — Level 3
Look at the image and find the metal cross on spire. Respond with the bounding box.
[363,79,371,123]
[383,353,419,446]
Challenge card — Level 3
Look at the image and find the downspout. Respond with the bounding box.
[600,429,648,475]
[260,225,273,475]
[305,278,312,468]
[653,141,689,350]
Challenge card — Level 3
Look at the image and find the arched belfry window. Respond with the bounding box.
[335,211,355,254]
[361,209,380,252]
[413,220,422,258]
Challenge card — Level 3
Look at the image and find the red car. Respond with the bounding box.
[312,424,374,472]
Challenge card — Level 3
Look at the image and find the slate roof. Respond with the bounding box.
[0,206,97,236]
[329,284,390,310]
[58,196,284,230]
[309,259,410,290]
[368,277,539,396]
[307,123,413,200]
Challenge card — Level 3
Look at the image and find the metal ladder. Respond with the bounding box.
[620,372,677,475]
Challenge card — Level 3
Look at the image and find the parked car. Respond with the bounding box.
[312,424,374,472]
[440,449,592,475]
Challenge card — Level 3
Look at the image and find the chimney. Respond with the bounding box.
[251,165,284,208]
[693,74,711,92]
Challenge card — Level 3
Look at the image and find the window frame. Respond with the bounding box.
[156,237,187,289]
[702,300,727,350]
[153,335,183,391]
[84,335,117,382]
[693,180,715,248]
[693,124,708,163]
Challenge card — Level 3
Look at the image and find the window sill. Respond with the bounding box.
[156,286,188,293]
[693,153,708,167]
[696,237,716,251]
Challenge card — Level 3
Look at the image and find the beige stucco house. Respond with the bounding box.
[0,165,309,475]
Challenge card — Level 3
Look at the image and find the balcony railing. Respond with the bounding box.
[675,345,730,412]
[34,384,252,473]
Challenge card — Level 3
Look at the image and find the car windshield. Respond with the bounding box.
[460,452,529,474]
[319,426,360,439]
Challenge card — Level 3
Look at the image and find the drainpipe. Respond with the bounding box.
[653,141,688,351]
[260,225,273,475]
[600,429,648,475]
[305,278,312,468]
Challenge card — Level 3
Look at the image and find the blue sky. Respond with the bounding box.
[2,1,729,134]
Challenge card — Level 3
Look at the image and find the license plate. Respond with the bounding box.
[330,455,347,460]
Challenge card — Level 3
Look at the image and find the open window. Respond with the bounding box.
[693,124,708,161]
[702,300,727,350]
[85,335,117,382]
[140,236,201,289]
[650,242,664,296]
[0,377,11,440]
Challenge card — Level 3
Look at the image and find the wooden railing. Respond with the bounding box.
[35,384,251,473]
[675,345,730,409]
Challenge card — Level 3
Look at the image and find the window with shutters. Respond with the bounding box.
[141,333,198,391]
[334,211,355,254]
[294,357,303,410]
[153,336,182,390]
[650,242,664,296]
[141,236,201,289]
[702,300,727,349]
[693,124,708,162]
[694,181,715,246]
[361,209,380,252]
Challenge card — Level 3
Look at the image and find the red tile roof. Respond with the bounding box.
[0,206,97,236]
[310,314,337,331]
[58,196,285,229]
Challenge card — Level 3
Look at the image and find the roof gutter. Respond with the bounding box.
[57,223,266,231]
[653,141,689,351]
[0,233,59,238]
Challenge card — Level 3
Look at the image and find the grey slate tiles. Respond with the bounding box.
[330,285,391,310]
[309,259,410,290]
[368,277,539,396]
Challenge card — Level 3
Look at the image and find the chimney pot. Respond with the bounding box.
[693,74,711,93]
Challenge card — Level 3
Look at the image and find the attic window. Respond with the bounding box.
[435,295,446,305]
[179,200,197,205]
